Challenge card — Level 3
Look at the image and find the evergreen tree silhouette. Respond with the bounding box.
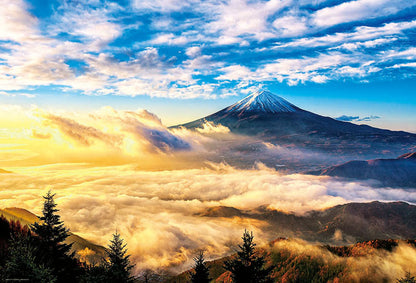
[3,233,56,282]
[224,230,273,283]
[31,190,80,282]
[106,231,134,282]
[190,251,210,283]
[80,263,108,283]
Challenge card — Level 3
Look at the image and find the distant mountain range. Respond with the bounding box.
[199,201,416,243]
[177,90,416,168]
[307,152,416,187]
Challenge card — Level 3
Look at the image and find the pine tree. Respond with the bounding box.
[4,232,57,283]
[31,191,70,245]
[31,190,80,282]
[224,230,273,283]
[106,231,134,282]
[81,263,109,283]
[190,251,210,283]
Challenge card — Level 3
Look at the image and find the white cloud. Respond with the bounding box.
[186,46,202,58]
[313,0,416,27]
[272,15,309,37]
[215,65,252,81]
[50,2,123,48]
[385,47,416,60]
[0,91,35,98]
[0,0,39,42]
[216,53,357,84]
[0,0,415,97]
[207,0,288,42]
[132,0,197,12]
[391,62,416,68]
[275,20,416,49]
[151,33,190,45]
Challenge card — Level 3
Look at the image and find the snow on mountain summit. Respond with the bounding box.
[225,90,298,114]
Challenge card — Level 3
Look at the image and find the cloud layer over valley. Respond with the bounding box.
[0,106,415,273]
[1,162,415,272]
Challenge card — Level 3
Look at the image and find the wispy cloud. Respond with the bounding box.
[0,0,415,97]
[336,115,381,122]
[312,0,416,27]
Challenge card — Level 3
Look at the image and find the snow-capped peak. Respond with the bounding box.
[225,90,298,114]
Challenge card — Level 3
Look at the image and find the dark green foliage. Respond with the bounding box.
[3,233,56,283]
[397,272,416,283]
[0,217,28,265]
[224,230,273,283]
[31,191,71,245]
[80,263,109,283]
[81,232,135,282]
[30,190,81,282]
[0,216,10,261]
[137,269,171,283]
[190,251,210,283]
[106,231,134,282]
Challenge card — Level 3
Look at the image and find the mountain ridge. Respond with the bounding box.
[307,152,416,187]
[199,201,416,243]
[176,90,416,165]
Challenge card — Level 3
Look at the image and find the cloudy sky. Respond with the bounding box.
[0,0,415,130]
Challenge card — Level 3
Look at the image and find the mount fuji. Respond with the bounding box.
[178,90,416,162]
[223,90,298,115]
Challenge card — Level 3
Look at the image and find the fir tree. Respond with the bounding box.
[31,190,80,282]
[80,263,109,283]
[106,231,134,283]
[31,191,70,245]
[190,251,210,283]
[224,230,273,283]
[3,233,57,283]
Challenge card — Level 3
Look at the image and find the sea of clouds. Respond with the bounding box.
[0,106,415,273]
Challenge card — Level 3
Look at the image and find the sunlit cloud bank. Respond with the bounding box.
[0,163,414,273]
[0,105,220,167]
[0,105,334,170]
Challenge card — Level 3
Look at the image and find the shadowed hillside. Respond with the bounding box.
[307,152,416,187]
[199,201,416,244]
[0,207,106,264]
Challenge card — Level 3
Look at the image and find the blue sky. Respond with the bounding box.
[0,0,416,131]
